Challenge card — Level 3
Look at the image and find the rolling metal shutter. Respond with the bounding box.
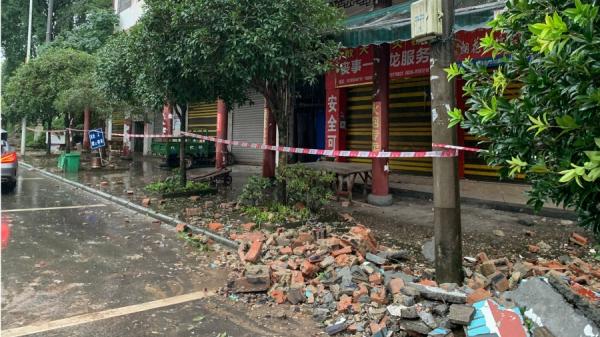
[188,102,217,135]
[346,85,372,166]
[231,91,264,165]
[346,78,433,176]
[111,111,124,137]
[389,77,432,175]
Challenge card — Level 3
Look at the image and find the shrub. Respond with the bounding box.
[145,177,211,194]
[446,0,600,232]
[238,175,276,207]
[276,164,335,211]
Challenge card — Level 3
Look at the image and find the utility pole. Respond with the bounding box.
[430,0,462,283]
[46,0,54,43]
[21,0,34,156]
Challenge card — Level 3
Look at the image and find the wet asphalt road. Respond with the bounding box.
[1,168,319,337]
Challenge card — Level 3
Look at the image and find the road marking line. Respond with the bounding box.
[1,290,215,337]
[2,204,106,213]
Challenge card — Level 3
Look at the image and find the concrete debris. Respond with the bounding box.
[218,219,600,337]
[447,304,474,325]
[504,277,599,337]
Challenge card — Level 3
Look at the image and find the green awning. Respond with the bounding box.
[340,1,506,48]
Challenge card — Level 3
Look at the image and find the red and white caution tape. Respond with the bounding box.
[432,143,488,153]
[182,132,457,158]
[111,133,176,138]
[26,127,66,133]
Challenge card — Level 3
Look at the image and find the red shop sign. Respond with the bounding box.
[335,45,374,87]
[389,40,431,79]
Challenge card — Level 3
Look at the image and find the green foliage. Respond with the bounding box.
[276,165,335,211]
[3,48,96,125]
[238,176,276,207]
[145,179,212,195]
[448,0,600,232]
[242,204,311,226]
[177,232,210,252]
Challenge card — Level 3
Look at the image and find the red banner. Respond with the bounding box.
[389,40,431,79]
[334,46,374,87]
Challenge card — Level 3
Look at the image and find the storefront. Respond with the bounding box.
[326,1,508,185]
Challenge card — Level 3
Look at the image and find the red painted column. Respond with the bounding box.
[325,71,346,158]
[162,104,172,135]
[83,107,90,150]
[368,43,392,206]
[262,97,276,178]
[215,99,227,169]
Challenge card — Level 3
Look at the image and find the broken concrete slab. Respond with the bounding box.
[428,327,453,337]
[407,282,467,304]
[546,272,600,327]
[401,320,432,335]
[504,277,599,337]
[231,265,271,293]
[448,304,474,325]
[421,238,435,263]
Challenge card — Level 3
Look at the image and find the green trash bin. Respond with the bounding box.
[57,154,65,170]
[63,152,81,173]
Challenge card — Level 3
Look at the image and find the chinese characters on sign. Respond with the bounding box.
[389,41,431,79]
[331,28,496,88]
[372,102,382,152]
[88,128,105,150]
[335,46,374,87]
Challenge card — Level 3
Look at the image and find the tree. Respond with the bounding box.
[173,0,344,163]
[446,0,600,231]
[3,48,96,154]
[1,0,112,81]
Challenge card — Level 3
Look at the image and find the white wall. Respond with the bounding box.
[116,0,145,30]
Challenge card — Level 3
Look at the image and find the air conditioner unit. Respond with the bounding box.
[411,0,443,42]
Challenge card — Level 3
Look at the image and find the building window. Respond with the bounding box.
[118,0,132,13]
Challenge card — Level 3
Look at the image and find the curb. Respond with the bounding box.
[388,186,578,221]
[19,162,239,250]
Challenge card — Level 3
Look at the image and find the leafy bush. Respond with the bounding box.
[242,204,311,226]
[446,0,600,231]
[238,175,276,207]
[145,177,211,194]
[276,164,335,211]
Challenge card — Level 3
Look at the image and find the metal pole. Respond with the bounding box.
[21,0,34,156]
[46,0,54,43]
[430,0,462,283]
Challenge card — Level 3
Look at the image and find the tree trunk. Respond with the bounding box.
[46,119,52,155]
[65,114,71,154]
[83,106,91,151]
[176,104,187,187]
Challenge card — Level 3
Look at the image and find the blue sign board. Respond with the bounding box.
[88,128,105,150]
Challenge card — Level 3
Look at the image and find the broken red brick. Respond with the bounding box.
[296,232,314,243]
[370,321,385,335]
[241,222,256,232]
[335,254,350,266]
[480,260,497,276]
[100,181,109,186]
[476,252,489,262]
[270,289,286,304]
[127,190,134,195]
[141,198,151,207]
[528,245,540,253]
[353,283,368,301]
[175,223,189,233]
[388,278,405,294]
[467,288,492,304]
[301,260,319,277]
[279,246,292,255]
[370,286,388,304]
[189,195,200,201]
[244,240,263,263]
[570,232,589,246]
[349,225,378,253]
[291,270,305,288]
[337,294,353,312]
[368,272,383,285]
[331,246,352,257]
[293,245,307,256]
[419,279,438,287]
[489,272,509,292]
[207,222,224,232]
[185,208,202,217]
